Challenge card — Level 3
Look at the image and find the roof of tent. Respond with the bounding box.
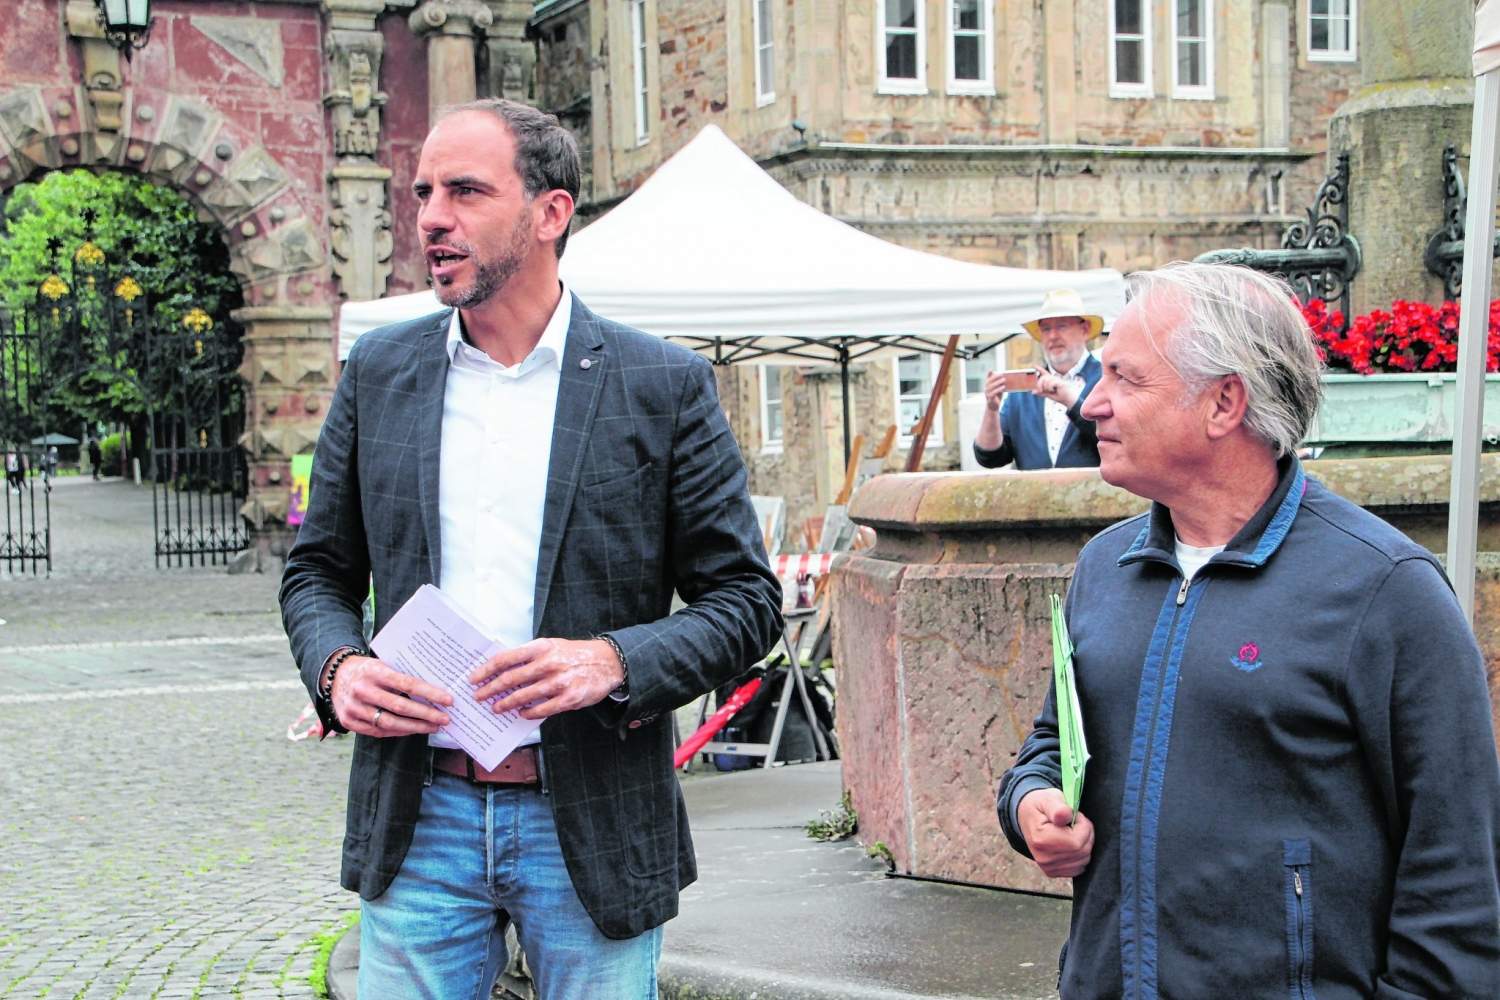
[1479,0,1500,75]
[338,124,1126,363]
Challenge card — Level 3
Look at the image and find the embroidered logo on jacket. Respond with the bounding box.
[1230,641,1263,673]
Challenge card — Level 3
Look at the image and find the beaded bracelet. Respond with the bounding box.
[596,633,630,699]
[319,645,363,702]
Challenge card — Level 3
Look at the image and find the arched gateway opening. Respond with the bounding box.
[1,169,247,573]
[0,84,337,574]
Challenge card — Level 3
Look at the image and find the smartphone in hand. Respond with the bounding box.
[1002,368,1040,391]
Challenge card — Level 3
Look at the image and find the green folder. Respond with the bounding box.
[1051,593,1090,818]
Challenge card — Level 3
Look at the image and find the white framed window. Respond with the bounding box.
[1109,0,1152,98]
[1308,0,1356,62]
[759,365,783,452]
[753,0,776,106]
[894,353,944,445]
[1172,0,1213,100]
[961,346,1002,398]
[630,0,651,144]
[947,0,992,95]
[878,0,927,95]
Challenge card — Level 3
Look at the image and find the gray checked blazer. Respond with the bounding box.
[280,294,783,939]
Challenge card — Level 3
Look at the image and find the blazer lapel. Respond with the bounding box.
[532,295,607,634]
[415,309,454,585]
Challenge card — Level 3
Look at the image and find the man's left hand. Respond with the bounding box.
[1033,372,1082,409]
[471,638,624,719]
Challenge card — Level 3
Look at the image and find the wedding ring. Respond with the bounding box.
[372,707,385,728]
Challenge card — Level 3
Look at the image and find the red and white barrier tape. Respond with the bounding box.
[771,553,834,580]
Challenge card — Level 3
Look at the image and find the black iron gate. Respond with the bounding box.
[0,233,247,573]
[0,308,49,574]
[147,303,249,567]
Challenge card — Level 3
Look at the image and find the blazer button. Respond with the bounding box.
[627,719,642,729]
[579,357,593,370]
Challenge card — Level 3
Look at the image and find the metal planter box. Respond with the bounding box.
[1304,373,1500,449]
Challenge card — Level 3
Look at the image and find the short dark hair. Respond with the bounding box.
[438,98,581,258]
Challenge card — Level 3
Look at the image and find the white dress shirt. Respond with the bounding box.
[433,285,572,748]
[1043,354,1089,465]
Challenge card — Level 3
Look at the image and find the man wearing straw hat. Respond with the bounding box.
[973,288,1104,470]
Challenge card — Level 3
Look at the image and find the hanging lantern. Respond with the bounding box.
[95,0,154,58]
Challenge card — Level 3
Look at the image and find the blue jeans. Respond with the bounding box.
[358,771,662,1000]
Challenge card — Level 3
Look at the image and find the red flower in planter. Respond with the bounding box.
[1302,298,1500,375]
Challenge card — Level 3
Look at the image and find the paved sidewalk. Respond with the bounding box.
[330,762,1071,1000]
[2,478,355,999]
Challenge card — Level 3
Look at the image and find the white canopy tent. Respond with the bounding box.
[1447,0,1500,622]
[337,124,1125,458]
[340,124,1123,361]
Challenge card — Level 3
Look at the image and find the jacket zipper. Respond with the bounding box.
[1292,868,1310,999]
[1131,572,1191,994]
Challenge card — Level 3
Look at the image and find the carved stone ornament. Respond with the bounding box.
[191,16,286,87]
[485,36,535,101]
[325,30,388,158]
[329,165,395,301]
[409,0,494,37]
[64,0,124,132]
[234,218,326,280]
[0,89,50,154]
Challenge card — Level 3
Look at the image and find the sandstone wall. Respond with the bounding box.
[835,456,1500,893]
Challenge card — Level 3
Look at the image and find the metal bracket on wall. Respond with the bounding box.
[1424,144,1500,300]
[1194,153,1361,328]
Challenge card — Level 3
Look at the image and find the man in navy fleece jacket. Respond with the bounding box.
[997,262,1500,999]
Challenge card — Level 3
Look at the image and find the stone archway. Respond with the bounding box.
[0,83,334,567]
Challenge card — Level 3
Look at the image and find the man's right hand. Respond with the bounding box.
[1017,787,1095,878]
[983,370,1007,412]
[329,655,453,737]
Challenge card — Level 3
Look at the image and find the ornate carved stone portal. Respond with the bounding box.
[321,1,395,305]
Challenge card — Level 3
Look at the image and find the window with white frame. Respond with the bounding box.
[753,0,775,105]
[879,0,926,94]
[961,345,1002,398]
[894,354,943,444]
[1172,0,1213,99]
[1308,0,1356,61]
[630,0,651,143]
[1109,0,1151,98]
[948,0,992,94]
[760,365,783,452]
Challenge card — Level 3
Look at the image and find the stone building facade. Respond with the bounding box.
[531,0,1361,536]
[0,1,1364,559]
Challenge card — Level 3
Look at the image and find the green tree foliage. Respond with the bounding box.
[0,169,243,441]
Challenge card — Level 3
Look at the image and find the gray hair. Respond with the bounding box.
[1126,262,1324,457]
[439,98,581,258]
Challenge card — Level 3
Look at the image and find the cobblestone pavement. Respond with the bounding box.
[1,477,357,999]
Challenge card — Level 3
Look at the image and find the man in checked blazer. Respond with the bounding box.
[280,100,782,999]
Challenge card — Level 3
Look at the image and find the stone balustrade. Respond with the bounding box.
[833,455,1500,896]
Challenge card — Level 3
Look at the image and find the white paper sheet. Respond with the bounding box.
[370,584,542,770]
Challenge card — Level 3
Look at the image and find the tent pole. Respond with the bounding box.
[840,345,853,468]
[1447,69,1500,624]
